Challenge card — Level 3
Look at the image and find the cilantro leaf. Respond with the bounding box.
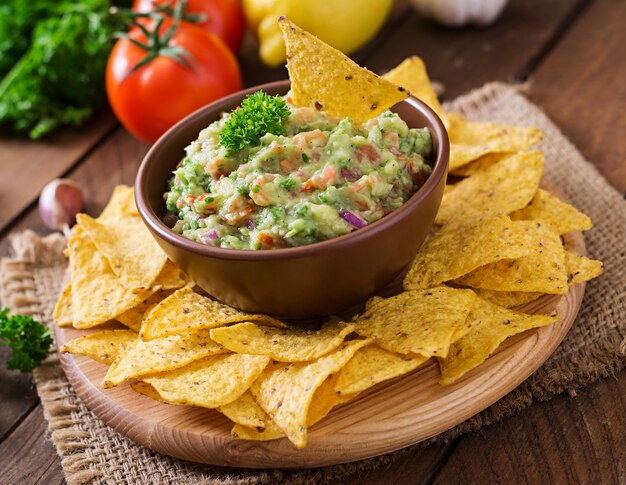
[0,307,52,372]
[219,91,290,152]
[279,177,297,190]
[0,0,117,139]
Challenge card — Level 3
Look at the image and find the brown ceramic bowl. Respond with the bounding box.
[136,80,449,319]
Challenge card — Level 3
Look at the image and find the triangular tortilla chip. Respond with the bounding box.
[439,297,557,385]
[436,150,543,225]
[446,113,543,171]
[68,235,152,328]
[139,287,285,340]
[352,287,476,357]
[404,216,540,290]
[249,339,369,448]
[61,330,138,365]
[279,17,408,123]
[455,221,568,294]
[510,189,592,235]
[383,56,448,128]
[77,213,167,292]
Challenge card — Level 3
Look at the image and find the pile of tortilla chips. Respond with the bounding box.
[58,22,603,450]
[53,185,190,331]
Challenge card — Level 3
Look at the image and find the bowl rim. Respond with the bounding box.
[136,79,449,262]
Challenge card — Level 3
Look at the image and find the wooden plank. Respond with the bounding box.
[36,463,66,485]
[363,0,588,99]
[433,368,626,484]
[0,348,38,441]
[0,405,65,484]
[528,0,626,194]
[0,127,146,258]
[340,440,458,485]
[0,111,117,233]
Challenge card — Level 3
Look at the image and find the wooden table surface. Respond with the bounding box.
[1,1,624,483]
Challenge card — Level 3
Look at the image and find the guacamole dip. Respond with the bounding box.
[164,92,432,250]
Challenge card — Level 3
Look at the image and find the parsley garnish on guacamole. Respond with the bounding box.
[164,91,432,250]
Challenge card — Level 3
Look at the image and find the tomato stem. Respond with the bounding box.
[110,1,206,24]
[112,0,197,76]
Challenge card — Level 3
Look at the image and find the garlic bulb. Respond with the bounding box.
[410,0,509,27]
[39,178,84,234]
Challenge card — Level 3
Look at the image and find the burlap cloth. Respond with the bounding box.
[1,83,624,484]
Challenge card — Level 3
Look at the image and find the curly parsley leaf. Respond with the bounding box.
[219,91,291,152]
[0,307,52,372]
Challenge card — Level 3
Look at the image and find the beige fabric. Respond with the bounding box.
[1,83,624,484]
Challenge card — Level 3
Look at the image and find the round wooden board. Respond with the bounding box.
[54,183,587,469]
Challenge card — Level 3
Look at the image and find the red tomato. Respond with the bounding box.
[106,20,242,143]
[132,0,245,52]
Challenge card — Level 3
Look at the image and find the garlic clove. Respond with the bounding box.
[39,178,84,233]
[411,0,509,28]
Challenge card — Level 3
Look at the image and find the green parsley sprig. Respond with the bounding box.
[219,91,290,152]
[0,307,52,372]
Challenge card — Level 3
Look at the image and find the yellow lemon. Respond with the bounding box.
[244,0,394,67]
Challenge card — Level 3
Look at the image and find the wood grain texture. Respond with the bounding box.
[0,405,65,484]
[528,0,626,194]
[54,225,586,469]
[341,440,458,485]
[364,0,589,99]
[0,128,146,258]
[0,112,117,232]
[433,367,626,484]
[0,347,38,441]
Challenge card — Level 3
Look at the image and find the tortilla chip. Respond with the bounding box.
[352,287,476,358]
[510,189,592,235]
[449,152,511,177]
[130,382,174,404]
[102,329,225,388]
[152,260,189,290]
[231,418,285,442]
[76,213,167,292]
[404,215,539,290]
[143,353,270,408]
[455,221,568,294]
[68,235,151,328]
[444,185,457,197]
[61,329,137,365]
[53,282,73,327]
[279,18,408,123]
[335,344,428,395]
[446,113,543,170]
[115,289,175,332]
[98,185,137,223]
[365,296,385,311]
[564,252,603,285]
[474,289,543,308]
[306,373,356,423]
[436,150,544,225]
[439,297,558,385]
[210,320,355,362]
[140,287,285,340]
[250,339,370,448]
[219,391,269,429]
[382,56,448,128]
[231,375,354,442]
